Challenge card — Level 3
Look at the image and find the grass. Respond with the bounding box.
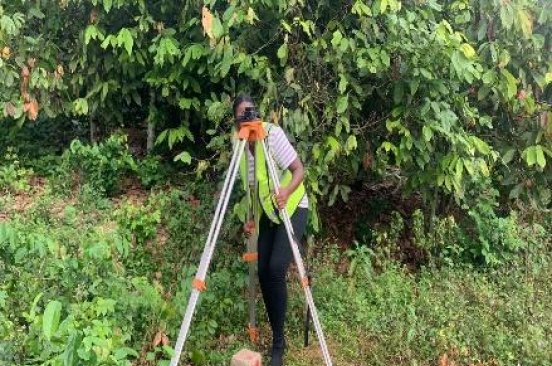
[1,175,552,366]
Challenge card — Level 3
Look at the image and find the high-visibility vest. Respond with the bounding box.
[235,122,305,224]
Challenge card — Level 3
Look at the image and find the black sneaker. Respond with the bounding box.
[270,339,285,366]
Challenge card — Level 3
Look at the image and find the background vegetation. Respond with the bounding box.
[1,0,551,365]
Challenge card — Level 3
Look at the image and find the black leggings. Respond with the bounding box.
[257,208,309,345]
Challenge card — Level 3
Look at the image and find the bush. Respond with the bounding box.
[63,135,137,196]
[0,148,33,193]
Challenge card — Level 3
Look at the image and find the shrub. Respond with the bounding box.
[0,148,33,193]
[63,135,137,196]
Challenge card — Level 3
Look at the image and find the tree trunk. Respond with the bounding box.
[146,90,156,153]
[90,119,98,143]
[147,120,155,153]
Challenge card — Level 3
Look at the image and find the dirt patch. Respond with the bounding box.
[0,176,47,217]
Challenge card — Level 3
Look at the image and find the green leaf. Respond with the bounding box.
[509,183,524,199]
[502,149,516,164]
[103,0,113,13]
[524,146,537,166]
[536,145,546,168]
[460,43,476,59]
[471,136,491,155]
[63,332,82,366]
[118,28,134,56]
[336,95,348,114]
[84,25,98,45]
[455,158,463,179]
[345,135,357,153]
[463,159,474,176]
[331,30,343,48]
[277,43,288,63]
[517,8,533,38]
[501,69,517,99]
[422,126,433,142]
[338,74,348,94]
[498,49,510,68]
[174,151,192,164]
[380,0,389,14]
[352,0,372,16]
[43,300,62,341]
[478,160,490,177]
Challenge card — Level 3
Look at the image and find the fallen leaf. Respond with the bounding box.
[21,66,30,78]
[439,353,449,366]
[161,333,169,346]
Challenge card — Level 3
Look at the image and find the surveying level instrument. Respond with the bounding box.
[169,117,333,366]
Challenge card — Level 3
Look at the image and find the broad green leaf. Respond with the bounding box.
[103,0,113,13]
[471,136,491,155]
[118,28,134,56]
[174,151,192,164]
[501,69,517,99]
[352,0,372,16]
[460,43,476,59]
[338,74,348,94]
[63,331,82,366]
[536,145,546,168]
[498,49,510,68]
[502,149,516,164]
[422,126,433,142]
[380,0,389,14]
[84,25,98,45]
[277,44,288,63]
[331,30,343,48]
[345,135,357,153]
[517,8,533,38]
[43,300,62,341]
[463,159,474,176]
[509,183,524,199]
[478,160,490,176]
[523,146,537,166]
[455,158,463,179]
[336,95,348,114]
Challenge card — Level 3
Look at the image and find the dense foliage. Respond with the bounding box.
[1,0,552,365]
[1,0,551,227]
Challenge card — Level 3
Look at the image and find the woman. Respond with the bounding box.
[233,95,309,366]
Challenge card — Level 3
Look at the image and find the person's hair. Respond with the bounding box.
[233,95,255,118]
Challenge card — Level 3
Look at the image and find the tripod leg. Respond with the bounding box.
[260,140,333,366]
[304,253,312,348]
[245,151,259,343]
[170,139,247,366]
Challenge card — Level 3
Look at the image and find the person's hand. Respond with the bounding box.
[243,220,255,237]
[275,187,291,209]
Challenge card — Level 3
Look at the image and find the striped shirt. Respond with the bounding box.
[245,125,308,208]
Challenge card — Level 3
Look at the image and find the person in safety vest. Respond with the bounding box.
[233,95,309,366]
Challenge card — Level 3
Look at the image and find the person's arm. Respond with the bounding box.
[275,157,304,209]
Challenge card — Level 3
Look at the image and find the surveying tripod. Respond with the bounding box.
[169,120,333,366]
